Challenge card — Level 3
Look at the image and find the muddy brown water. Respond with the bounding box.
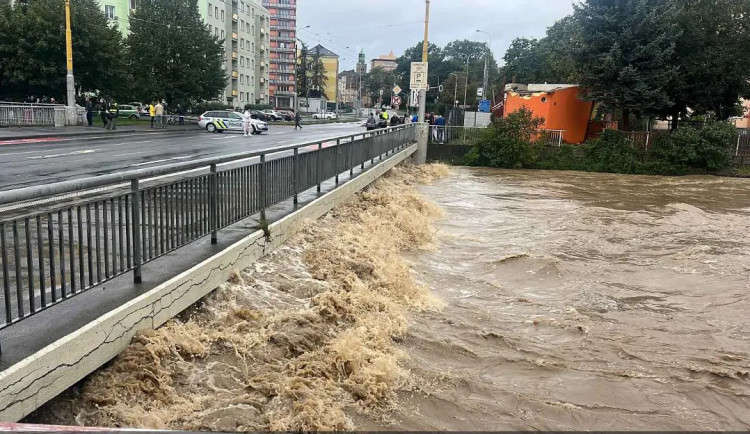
[25,166,750,430]
[356,167,750,430]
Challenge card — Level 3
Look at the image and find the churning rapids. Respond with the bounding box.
[28,166,750,430]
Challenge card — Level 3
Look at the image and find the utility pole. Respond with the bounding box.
[418,0,430,123]
[476,30,491,102]
[64,0,75,119]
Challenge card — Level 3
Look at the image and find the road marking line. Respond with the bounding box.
[129,155,192,167]
[27,149,99,160]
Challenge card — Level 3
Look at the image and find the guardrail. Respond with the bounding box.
[428,125,485,144]
[0,124,416,344]
[0,103,66,127]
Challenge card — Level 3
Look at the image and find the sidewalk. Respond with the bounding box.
[0,123,198,141]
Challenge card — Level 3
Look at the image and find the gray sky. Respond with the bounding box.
[296,0,575,71]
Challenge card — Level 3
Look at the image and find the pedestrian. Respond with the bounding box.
[435,114,446,143]
[243,107,253,136]
[149,101,156,128]
[99,99,108,127]
[294,110,302,130]
[85,97,94,127]
[155,101,164,129]
[177,104,185,125]
[106,100,119,130]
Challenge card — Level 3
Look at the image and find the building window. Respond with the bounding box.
[240,57,244,67]
[240,1,244,11]
[241,20,244,31]
[130,0,136,10]
[240,39,244,49]
[214,27,218,37]
[105,5,115,19]
[221,10,224,21]
[208,3,212,16]
[221,30,224,39]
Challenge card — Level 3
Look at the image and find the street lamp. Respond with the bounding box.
[449,72,460,107]
[335,46,349,114]
[461,53,478,108]
[475,29,491,101]
[64,0,75,122]
[293,25,311,113]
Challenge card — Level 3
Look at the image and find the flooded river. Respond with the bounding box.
[358,167,750,430]
[28,166,750,430]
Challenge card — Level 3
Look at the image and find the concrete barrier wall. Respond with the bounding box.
[0,143,417,422]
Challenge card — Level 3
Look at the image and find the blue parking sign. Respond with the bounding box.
[479,99,491,113]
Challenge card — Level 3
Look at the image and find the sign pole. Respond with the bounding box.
[418,0,430,124]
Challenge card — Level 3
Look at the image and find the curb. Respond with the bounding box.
[0,128,200,142]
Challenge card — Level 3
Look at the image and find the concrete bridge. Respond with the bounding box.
[0,123,428,422]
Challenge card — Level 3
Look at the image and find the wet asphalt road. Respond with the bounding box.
[0,123,366,190]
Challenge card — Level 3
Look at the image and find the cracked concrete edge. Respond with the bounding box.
[0,143,418,422]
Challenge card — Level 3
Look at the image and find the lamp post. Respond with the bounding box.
[64,0,75,122]
[475,29,491,101]
[293,25,310,114]
[335,46,349,115]
[449,72,459,107]
[418,0,430,123]
[461,53,478,108]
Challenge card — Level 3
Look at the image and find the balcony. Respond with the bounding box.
[274,90,295,96]
[275,15,296,20]
[272,47,294,53]
[270,24,294,30]
[232,89,238,96]
[274,57,295,64]
[260,27,266,35]
[260,77,266,83]
[271,36,294,43]
[232,32,238,40]
[260,61,265,68]
[264,2,295,9]
[232,51,238,59]
[232,13,238,21]
[270,79,294,85]
[260,44,266,52]
[232,70,238,78]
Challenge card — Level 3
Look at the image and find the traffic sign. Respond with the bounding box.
[410,62,429,90]
[392,85,402,95]
[409,89,419,107]
[391,96,402,107]
[479,99,491,113]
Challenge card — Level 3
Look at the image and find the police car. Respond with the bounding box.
[197,111,269,134]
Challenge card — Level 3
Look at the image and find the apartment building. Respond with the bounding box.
[263,0,297,109]
[199,0,270,106]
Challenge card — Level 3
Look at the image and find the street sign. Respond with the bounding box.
[391,95,402,107]
[392,85,402,95]
[479,99,491,113]
[410,62,429,90]
[477,87,484,98]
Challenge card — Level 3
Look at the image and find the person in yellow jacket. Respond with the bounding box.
[149,102,156,128]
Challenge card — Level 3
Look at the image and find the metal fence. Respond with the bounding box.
[537,130,565,147]
[428,126,486,144]
[624,130,750,157]
[0,124,416,338]
[0,103,67,127]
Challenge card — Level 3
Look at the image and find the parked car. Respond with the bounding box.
[118,104,141,119]
[251,110,272,121]
[261,109,284,121]
[197,111,268,134]
[312,111,337,120]
[276,110,294,121]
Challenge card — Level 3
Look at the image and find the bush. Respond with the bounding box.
[583,129,643,174]
[189,102,232,114]
[465,108,543,169]
[648,123,735,173]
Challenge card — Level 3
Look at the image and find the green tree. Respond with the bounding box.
[0,0,126,101]
[309,50,327,98]
[573,0,680,130]
[126,0,226,106]
[296,42,309,97]
[364,66,396,107]
[663,0,750,127]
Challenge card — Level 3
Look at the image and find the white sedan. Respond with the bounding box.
[312,111,337,120]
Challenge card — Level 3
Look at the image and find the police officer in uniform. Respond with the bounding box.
[107,101,120,130]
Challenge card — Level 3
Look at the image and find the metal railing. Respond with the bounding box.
[0,125,416,339]
[0,103,66,127]
[428,125,486,144]
[537,130,565,147]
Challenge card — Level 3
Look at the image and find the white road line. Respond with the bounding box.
[27,149,99,160]
[129,155,192,167]
[113,151,149,157]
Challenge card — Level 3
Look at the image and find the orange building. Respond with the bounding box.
[504,84,593,144]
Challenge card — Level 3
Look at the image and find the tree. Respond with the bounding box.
[663,0,750,127]
[296,42,309,97]
[363,66,396,107]
[0,0,126,101]
[574,0,680,129]
[309,50,327,98]
[126,0,226,107]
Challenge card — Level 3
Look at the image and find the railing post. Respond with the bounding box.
[293,147,299,205]
[559,131,563,147]
[349,136,355,177]
[736,135,741,157]
[260,154,267,219]
[316,142,322,193]
[335,139,340,184]
[210,163,218,244]
[131,179,142,284]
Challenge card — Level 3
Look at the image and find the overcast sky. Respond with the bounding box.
[296,0,575,71]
